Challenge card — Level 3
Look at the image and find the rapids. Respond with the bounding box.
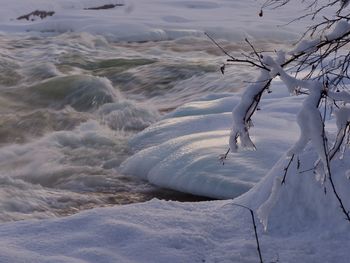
[0,32,256,222]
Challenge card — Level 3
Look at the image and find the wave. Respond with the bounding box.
[26,74,120,111]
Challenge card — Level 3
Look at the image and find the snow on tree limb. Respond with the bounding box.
[231,52,330,173]
[328,90,350,102]
[229,70,271,152]
[208,0,350,223]
[257,0,350,224]
[326,20,350,41]
[229,3,350,166]
[328,107,350,160]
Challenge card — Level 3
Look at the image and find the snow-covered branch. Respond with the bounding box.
[225,0,350,223]
[229,69,271,152]
[227,1,350,157]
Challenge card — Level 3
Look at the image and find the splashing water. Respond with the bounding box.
[0,32,267,222]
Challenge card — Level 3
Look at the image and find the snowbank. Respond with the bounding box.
[1,149,349,263]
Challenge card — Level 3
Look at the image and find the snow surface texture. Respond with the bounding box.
[1,149,349,263]
[0,0,303,42]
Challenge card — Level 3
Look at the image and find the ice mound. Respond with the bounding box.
[121,85,301,198]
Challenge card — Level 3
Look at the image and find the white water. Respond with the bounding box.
[0,32,268,221]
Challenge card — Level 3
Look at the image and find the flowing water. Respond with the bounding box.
[0,32,280,222]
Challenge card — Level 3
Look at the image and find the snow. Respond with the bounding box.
[259,55,333,174]
[230,69,271,152]
[0,199,266,263]
[335,107,350,129]
[326,20,350,41]
[287,84,325,163]
[328,90,350,102]
[291,39,321,55]
[291,20,350,55]
[120,84,300,199]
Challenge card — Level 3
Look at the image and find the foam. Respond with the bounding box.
[0,119,137,221]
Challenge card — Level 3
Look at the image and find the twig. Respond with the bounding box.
[84,4,124,10]
[281,154,294,184]
[245,38,264,66]
[219,148,230,165]
[204,32,270,71]
[226,203,264,263]
[321,122,350,222]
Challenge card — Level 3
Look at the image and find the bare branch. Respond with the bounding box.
[281,154,295,184]
[205,32,270,71]
[223,203,264,263]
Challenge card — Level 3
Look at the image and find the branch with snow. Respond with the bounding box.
[229,69,271,152]
[216,1,350,223]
